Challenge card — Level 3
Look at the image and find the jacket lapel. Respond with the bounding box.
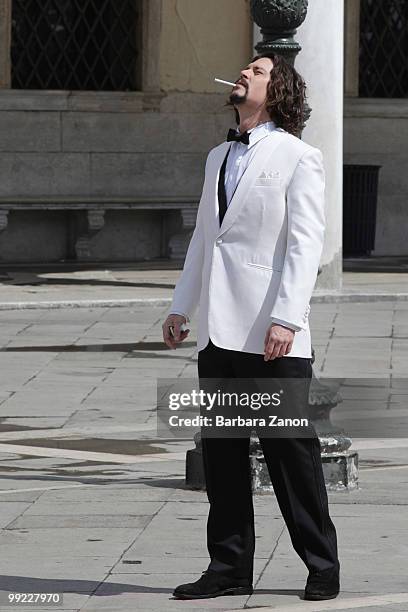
[207,142,231,234]
[216,130,287,237]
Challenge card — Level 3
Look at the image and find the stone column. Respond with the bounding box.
[295,1,344,290]
[0,0,12,88]
[252,0,344,290]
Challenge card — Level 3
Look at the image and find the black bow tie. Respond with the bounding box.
[227,128,250,145]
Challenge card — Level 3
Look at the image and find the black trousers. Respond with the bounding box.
[198,339,339,582]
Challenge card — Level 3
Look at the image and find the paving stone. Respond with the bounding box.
[8,514,152,529]
[0,296,407,611]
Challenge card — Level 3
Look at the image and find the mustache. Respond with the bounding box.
[235,78,248,90]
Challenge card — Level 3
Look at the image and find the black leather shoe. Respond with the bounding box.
[304,563,340,601]
[173,569,253,600]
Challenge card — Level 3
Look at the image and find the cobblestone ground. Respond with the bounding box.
[0,301,407,611]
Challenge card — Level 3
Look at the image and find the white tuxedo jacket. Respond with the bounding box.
[169,128,326,358]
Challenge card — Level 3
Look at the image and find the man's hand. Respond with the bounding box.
[162,314,190,349]
[264,323,295,361]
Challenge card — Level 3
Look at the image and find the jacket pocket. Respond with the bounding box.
[247,262,282,272]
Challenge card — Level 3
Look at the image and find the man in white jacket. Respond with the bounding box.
[162,53,340,602]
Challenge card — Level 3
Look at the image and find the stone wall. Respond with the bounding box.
[344,98,408,256]
[0,0,251,262]
[160,0,252,93]
[0,90,237,262]
[0,91,234,199]
[343,0,408,257]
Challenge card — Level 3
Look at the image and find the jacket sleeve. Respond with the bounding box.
[269,147,326,330]
[166,156,210,321]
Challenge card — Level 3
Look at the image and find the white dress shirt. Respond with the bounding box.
[171,120,300,333]
[225,120,278,206]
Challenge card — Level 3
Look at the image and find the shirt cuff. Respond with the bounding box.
[270,317,301,332]
[169,311,190,323]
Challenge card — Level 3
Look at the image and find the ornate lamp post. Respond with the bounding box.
[251,0,311,131]
[251,0,308,64]
[249,0,358,491]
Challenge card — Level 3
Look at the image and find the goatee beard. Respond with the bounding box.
[229,91,247,105]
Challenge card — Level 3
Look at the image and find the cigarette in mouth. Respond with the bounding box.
[214,78,236,87]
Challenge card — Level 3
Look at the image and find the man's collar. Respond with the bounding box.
[240,121,277,148]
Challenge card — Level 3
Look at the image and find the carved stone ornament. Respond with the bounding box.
[250,0,308,33]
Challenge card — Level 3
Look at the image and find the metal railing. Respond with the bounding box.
[11,0,141,91]
[360,0,408,98]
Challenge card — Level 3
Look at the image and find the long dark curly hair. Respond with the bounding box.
[229,53,307,137]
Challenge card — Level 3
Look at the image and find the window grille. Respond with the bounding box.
[11,0,141,91]
[359,0,408,97]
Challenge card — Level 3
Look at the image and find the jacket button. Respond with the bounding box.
[216,238,223,245]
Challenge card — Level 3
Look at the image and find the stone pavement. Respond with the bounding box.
[0,265,408,307]
[0,269,407,611]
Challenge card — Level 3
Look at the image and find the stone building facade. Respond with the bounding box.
[0,0,406,269]
[344,0,408,256]
[0,0,251,263]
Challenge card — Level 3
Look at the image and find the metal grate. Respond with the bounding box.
[343,165,380,256]
[359,0,408,97]
[11,0,141,91]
